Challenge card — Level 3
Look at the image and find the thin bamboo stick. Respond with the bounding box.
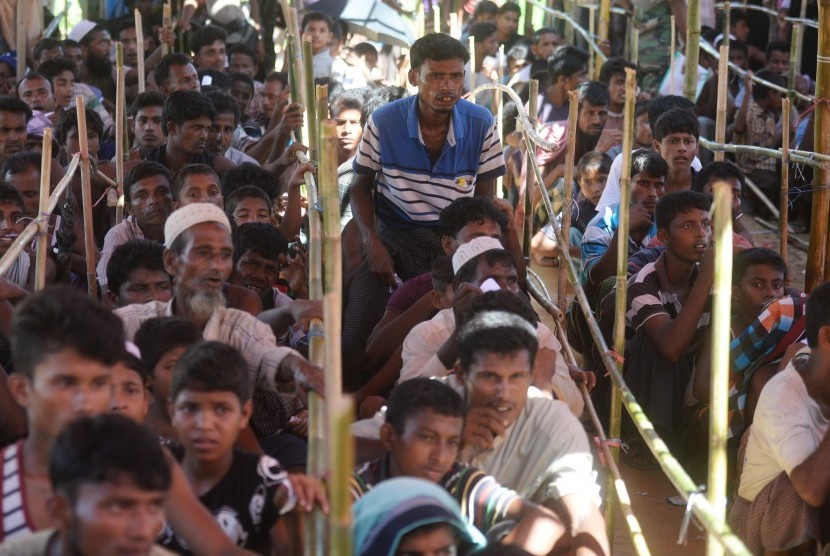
[807,1,830,290]
[631,27,639,66]
[34,130,53,291]
[707,182,733,556]
[316,85,329,127]
[302,35,319,161]
[284,34,304,145]
[449,12,459,39]
[328,396,354,555]
[699,138,829,168]
[75,98,98,298]
[135,10,146,93]
[304,319,326,556]
[684,0,701,100]
[714,46,729,162]
[321,119,342,396]
[598,0,611,57]
[522,79,539,256]
[162,3,171,56]
[589,6,597,79]
[787,26,801,100]
[469,36,476,102]
[16,6,25,82]
[418,0,426,40]
[557,90,579,311]
[115,42,125,225]
[670,16,676,95]
[496,45,504,197]
[721,2,731,48]
[780,98,791,260]
[433,1,441,33]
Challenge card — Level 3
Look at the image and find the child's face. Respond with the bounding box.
[634,112,653,147]
[431,283,454,311]
[171,390,251,465]
[655,132,698,173]
[734,263,785,320]
[703,177,742,218]
[304,20,333,53]
[397,524,457,555]
[578,167,608,206]
[380,408,463,483]
[231,196,271,226]
[152,345,188,407]
[661,208,711,264]
[110,363,149,424]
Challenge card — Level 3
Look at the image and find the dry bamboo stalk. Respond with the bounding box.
[700,137,830,168]
[327,396,354,556]
[707,182,733,556]
[284,34,304,144]
[16,6,25,82]
[787,26,801,101]
[302,35,319,161]
[714,45,729,162]
[684,0,702,100]
[34,130,53,291]
[598,0,611,53]
[162,3,171,56]
[449,12,459,39]
[468,36,476,102]
[305,318,326,556]
[522,79,539,256]
[135,10,146,93]
[496,45,504,198]
[780,98,791,260]
[557,90,579,311]
[316,85,329,125]
[588,6,596,79]
[721,1,731,47]
[433,1,441,33]
[808,10,830,290]
[115,42,126,225]
[669,16,676,96]
[631,26,639,66]
[75,98,98,298]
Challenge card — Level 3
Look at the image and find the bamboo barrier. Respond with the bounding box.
[75,99,97,298]
[809,0,830,290]
[699,137,830,168]
[787,26,801,101]
[162,3,171,56]
[525,0,608,63]
[521,79,539,256]
[471,81,752,555]
[670,16,676,96]
[304,318,326,556]
[780,98,791,260]
[33,131,53,291]
[16,6,25,82]
[713,2,818,28]
[684,0,701,101]
[302,35,319,162]
[469,37,476,102]
[328,396,354,555]
[714,46,729,163]
[135,10,146,93]
[721,1,731,47]
[115,43,126,225]
[558,90,579,311]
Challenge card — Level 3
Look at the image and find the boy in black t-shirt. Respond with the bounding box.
[162,341,327,554]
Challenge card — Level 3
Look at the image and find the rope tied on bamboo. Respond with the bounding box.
[593,437,622,467]
[794,97,830,126]
[677,487,707,545]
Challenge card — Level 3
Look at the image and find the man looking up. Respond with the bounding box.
[346,33,505,385]
[16,73,56,115]
[106,239,172,307]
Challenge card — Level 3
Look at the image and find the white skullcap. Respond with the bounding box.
[451,236,504,275]
[68,20,98,43]
[164,203,231,248]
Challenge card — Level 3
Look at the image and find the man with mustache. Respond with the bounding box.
[345,33,505,389]
[0,97,29,167]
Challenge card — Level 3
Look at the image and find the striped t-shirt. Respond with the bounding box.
[1,442,33,542]
[353,95,505,230]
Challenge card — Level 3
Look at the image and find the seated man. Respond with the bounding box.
[0,413,173,555]
[729,281,830,555]
[106,239,172,307]
[128,91,166,158]
[0,183,33,288]
[352,377,566,555]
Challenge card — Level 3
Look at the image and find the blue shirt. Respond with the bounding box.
[353,95,505,229]
[580,202,657,283]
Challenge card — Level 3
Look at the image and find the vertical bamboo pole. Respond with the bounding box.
[522,79,539,256]
[304,318,326,556]
[631,27,639,66]
[787,27,801,100]
[589,6,597,79]
[780,98,791,260]
[115,43,126,225]
[807,0,829,291]
[496,45,504,197]
[468,36,476,102]
[557,90,579,311]
[707,182,733,556]
[321,120,341,398]
[684,0,701,100]
[669,16,676,95]
[606,66,637,542]
[285,34,305,144]
[449,12,459,39]
[302,35,319,161]
[135,10,146,93]
[433,1,441,33]
[714,46,729,162]
[34,130,52,291]
[162,3,172,56]
[16,5,26,82]
[418,0,426,40]
[328,396,354,556]
[598,0,611,64]
[76,98,98,298]
[721,2,731,48]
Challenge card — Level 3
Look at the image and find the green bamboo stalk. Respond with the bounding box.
[787,26,801,102]
[814,0,830,288]
[284,34,304,144]
[714,46,729,163]
[302,35,319,162]
[558,90,579,311]
[684,0,701,100]
[34,129,53,291]
[304,320,326,556]
[115,42,126,225]
[321,120,342,399]
[522,79,539,256]
[328,396,354,556]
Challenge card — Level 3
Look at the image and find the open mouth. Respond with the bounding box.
[0,234,18,244]
[436,94,456,103]
[244,283,265,295]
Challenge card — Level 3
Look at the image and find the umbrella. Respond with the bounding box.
[303,0,416,49]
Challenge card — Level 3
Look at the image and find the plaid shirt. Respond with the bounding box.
[735,99,778,173]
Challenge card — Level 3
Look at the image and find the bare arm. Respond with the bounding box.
[789,429,830,507]
[734,73,754,135]
[350,172,396,286]
[365,295,435,370]
[558,495,610,556]
[475,178,495,198]
[501,499,567,554]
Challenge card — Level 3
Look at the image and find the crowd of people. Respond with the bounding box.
[0,0,826,553]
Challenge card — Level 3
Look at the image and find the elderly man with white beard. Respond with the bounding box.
[115,203,323,462]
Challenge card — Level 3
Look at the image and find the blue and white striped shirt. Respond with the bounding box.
[353,95,505,229]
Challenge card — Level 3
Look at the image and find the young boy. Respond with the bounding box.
[170,164,224,208]
[652,108,699,194]
[301,12,335,79]
[134,316,203,442]
[165,341,327,552]
[110,349,152,424]
[106,239,173,308]
[225,185,273,227]
[0,182,31,287]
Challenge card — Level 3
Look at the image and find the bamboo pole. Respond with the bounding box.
[496,45,504,197]
[598,0,611,62]
[162,3,171,56]
[284,34,305,145]
[449,12,459,39]
[469,36,476,102]
[787,26,801,101]
[34,130,52,291]
[707,182,733,556]
[302,35,319,162]
[807,0,830,291]
[135,10,146,93]
[115,43,126,225]
[589,5,597,79]
[75,98,98,298]
[304,318,326,556]
[700,137,830,168]
[632,27,639,66]
[328,396,354,555]
[684,0,702,100]
[714,46,729,162]
[780,98,791,260]
[16,4,26,82]
[670,16,676,95]
[418,0,426,40]
[721,1,731,48]
[321,119,342,398]
[433,1,441,33]
[557,90,579,311]
[522,79,539,256]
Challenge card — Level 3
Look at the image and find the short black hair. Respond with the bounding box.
[455,249,515,284]
[233,222,288,264]
[473,0,498,18]
[220,163,277,200]
[11,286,126,378]
[361,85,407,127]
[733,247,787,286]
[410,33,470,70]
[634,99,650,120]
[577,151,612,178]
[465,289,539,327]
[154,53,194,90]
[126,161,172,203]
[225,185,272,219]
[300,11,334,32]
[498,1,521,15]
[128,90,165,118]
[647,95,696,132]
[228,72,255,91]
[2,150,41,177]
[171,164,220,201]
[548,45,589,82]
[694,161,745,194]
[0,181,25,211]
[228,43,256,63]
[438,197,507,240]
[134,316,203,375]
[170,341,252,404]
[653,108,699,141]
[199,71,232,90]
[655,190,711,230]
[385,378,464,434]
[331,88,367,119]
[730,8,749,26]
[806,282,830,348]
[576,80,609,107]
[751,69,786,102]
[631,148,668,179]
[469,22,498,44]
[62,39,80,49]
[16,71,53,97]
[50,413,171,504]
[204,89,241,127]
[431,254,455,292]
[532,27,560,44]
[264,70,288,88]
[0,95,33,122]
[36,58,77,82]
[106,239,168,294]
[599,57,637,85]
[352,42,378,59]
[54,107,104,147]
[765,40,790,60]
[33,38,62,62]
[163,90,216,135]
[729,40,749,56]
[189,25,227,56]
[458,309,538,370]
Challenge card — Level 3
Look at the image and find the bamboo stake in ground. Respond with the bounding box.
[162,3,172,56]
[135,10,146,93]
[684,0,701,100]
[75,98,98,298]
[557,90,579,311]
[449,12,459,39]
[707,182,733,556]
[714,45,729,162]
[522,79,539,256]
[780,98,791,260]
[115,42,126,225]
[302,35,320,161]
[34,130,53,291]
[807,1,830,290]
[433,1,441,33]
[328,396,354,555]
[321,119,342,397]
[670,15,676,95]
[606,66,637,543]
[721,1,731,47]
[469,36,476,102]
[16,7,26,82]
[304,318,326,556]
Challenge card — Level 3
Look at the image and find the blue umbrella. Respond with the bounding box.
[304,0,416,48]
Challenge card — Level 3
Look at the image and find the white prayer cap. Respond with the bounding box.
[68,20,98,43]
[164,203,231,248]
[451,236,504,275]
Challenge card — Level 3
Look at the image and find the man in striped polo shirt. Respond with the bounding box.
[345,33,506,386]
